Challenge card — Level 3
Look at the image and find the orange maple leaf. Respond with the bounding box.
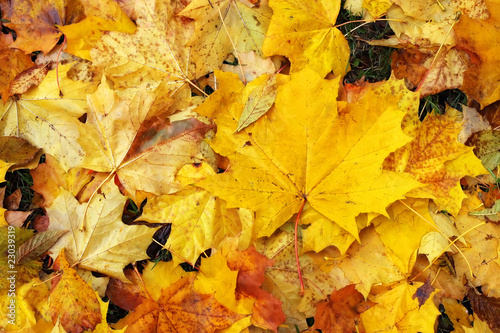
[312,284,375,333]
[119,276,245,333]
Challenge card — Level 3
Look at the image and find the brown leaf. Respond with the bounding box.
[33,215,50,232]
[5,210,32,227]
[311,284,375,333]
[412,278,435,308]
[467,288,500,333]
[2,0,85,54]
[0,49,34,101]
[8,64,50,97]
[105,268,147,311]
[5,189,22,210]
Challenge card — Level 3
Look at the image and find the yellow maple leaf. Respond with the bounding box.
[197,68,421,239]
[0,64,96,171]
[300,203,356,255]
[262,0,350,77]
[371,199,437,275]
[46,184,156,281]
[179,0,272,78]
[337,226,407,297]
[78,77,213,199]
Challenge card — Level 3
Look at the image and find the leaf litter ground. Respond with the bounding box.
[2,0,500,332]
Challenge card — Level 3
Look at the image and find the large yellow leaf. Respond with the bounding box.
[384,110,487,215]
[46,185,156,281]
[197,68,421,239]
[0,64,96,171]
[179,0,272,78]
[78,77,212,199]
[262,0,350,77]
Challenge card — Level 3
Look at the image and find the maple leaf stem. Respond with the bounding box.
[133,263,153,300]
[55,35,67,98]
[295,198,307,296]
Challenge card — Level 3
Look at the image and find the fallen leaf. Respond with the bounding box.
[312,284,375,333]
[180,0,272,78]
[91,0,194,91]
[262,0,350,77]
[222,241,286,331]
[46,184,156,281]
[58,0,136,60]
[392,47,467,97]
[16,230,68,265]
[30,154,109,207]
[360,281,440,332]
[140,164,241,265]
[0,49,34,102]
[467,288,500,333]
[2,0,85,54]
[236,73,278,132]
[78,77,213,199]
[0,137,42,169]
[0,64,96,171]
[197,68,420,239]
[384,109,487,215]
[49,249,102,333]
[372,199,436,275]
[412,278,435,308]
[256,230,350,331]
[119,276,245,332]
[337,226,407,298]
[455,0,500,108]
[468,130,500,171]
[8,64,50,97]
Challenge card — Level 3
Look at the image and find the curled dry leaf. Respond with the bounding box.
[466,288,500,333]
